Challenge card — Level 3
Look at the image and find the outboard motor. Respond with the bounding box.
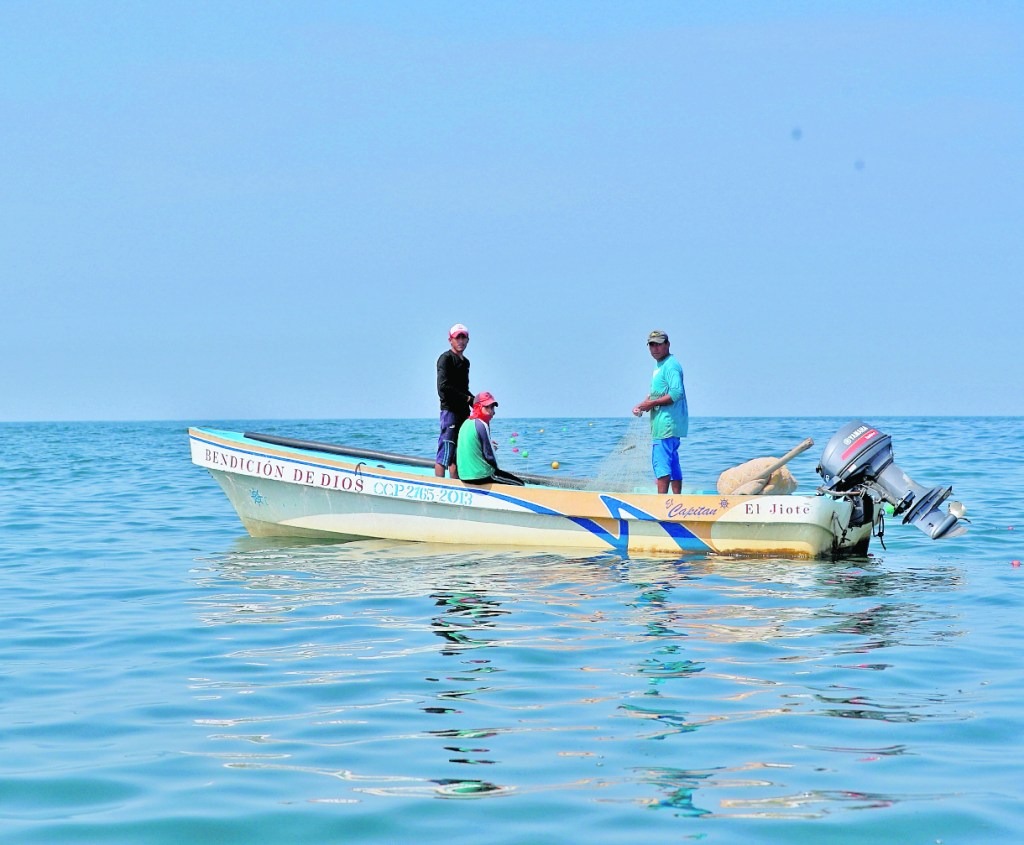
[817,421,968,540]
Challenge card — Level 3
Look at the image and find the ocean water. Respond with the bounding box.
[3,416,1023,844]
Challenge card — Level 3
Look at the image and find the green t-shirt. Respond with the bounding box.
[648,353,689,440]
[456,418,496,480]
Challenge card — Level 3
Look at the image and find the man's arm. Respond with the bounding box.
[437,354,454,403]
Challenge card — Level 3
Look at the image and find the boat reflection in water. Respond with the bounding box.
[189,536,966,814]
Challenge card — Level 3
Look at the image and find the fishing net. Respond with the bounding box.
[585,416,655,493]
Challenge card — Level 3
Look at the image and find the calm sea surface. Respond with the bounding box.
[3,417,1023,844]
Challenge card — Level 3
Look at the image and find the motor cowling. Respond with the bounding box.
[817,421,968,540]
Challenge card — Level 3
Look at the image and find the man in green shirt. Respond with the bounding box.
[456,391,524,486]
[632,330,689,494]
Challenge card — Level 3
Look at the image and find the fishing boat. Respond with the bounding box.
[189,421,968,559]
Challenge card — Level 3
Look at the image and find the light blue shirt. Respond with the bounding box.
[648,353,688,440]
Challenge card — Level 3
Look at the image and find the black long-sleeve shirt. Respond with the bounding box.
[436,350,472,413]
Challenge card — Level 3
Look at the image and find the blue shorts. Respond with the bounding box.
[436,410,465,466]
[652,437,682,481]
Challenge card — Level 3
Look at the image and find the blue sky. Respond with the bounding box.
[3,1,1021,421]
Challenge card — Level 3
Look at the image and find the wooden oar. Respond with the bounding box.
[728,438,815,495]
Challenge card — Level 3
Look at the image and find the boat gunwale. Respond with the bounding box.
[188,427,855,519]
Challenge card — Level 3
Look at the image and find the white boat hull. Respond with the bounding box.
[190,428,874,558]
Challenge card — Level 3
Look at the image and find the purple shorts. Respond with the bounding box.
[436,410,466,467]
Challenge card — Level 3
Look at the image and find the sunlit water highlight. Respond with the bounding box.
[3,417,1023,843]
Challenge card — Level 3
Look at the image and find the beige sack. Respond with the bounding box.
[717,457,799,495]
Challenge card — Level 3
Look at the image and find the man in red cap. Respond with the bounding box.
[435,323,473,477]
[456,391,524,486]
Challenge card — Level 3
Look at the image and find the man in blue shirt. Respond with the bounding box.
[632,329,689,494]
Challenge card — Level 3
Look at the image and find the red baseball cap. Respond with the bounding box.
[474,391,498,407]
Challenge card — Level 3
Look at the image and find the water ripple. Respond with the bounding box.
[5,418,1024,844]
